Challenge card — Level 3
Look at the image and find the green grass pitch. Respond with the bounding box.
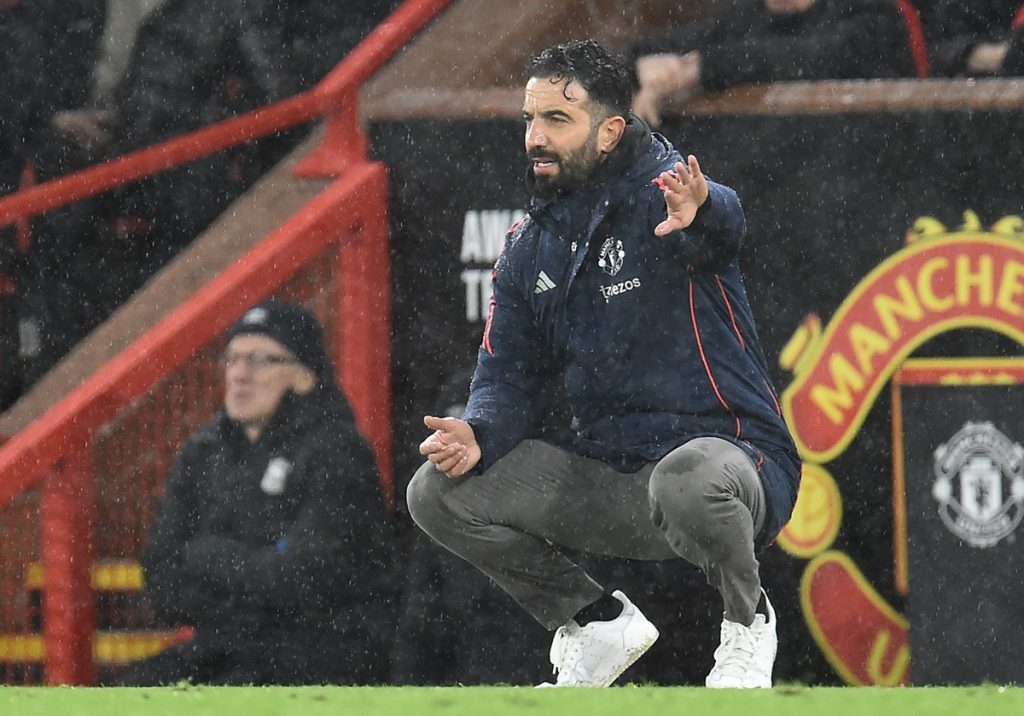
[4,685,1024,716]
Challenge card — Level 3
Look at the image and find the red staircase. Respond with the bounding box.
[0,0,453,685]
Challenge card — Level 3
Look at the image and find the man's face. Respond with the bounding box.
[523,76,605,197]
[223,334,310,434]
[763,0,817,14]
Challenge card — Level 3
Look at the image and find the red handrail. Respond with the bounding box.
[894,0,930,79]
[0,0,452,227]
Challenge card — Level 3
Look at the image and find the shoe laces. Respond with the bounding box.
[549,622,586,683]
[715,621,759,675]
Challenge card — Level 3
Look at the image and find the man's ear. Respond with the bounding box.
[291,367,317,395]
[598,115,627,155]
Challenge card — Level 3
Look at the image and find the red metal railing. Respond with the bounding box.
[0,0,453,685]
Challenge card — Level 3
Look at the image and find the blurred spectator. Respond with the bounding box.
[113,300,399,686]
[19,0,397,395]
[631,0,923,126]
[0,1,34,197]
[928,2,1024,76]
[0,0,105,408]
[51,0,399,242]
[0,0,105,191]
[90,0,170,107]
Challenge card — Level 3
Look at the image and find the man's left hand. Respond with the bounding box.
[655,155,709,236]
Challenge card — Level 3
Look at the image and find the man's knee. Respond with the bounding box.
[405,461,446,533]
[648,438,724,522]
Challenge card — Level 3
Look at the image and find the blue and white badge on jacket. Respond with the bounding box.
[260,456,292,495]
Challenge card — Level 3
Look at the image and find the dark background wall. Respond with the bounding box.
[374,103,1024,684]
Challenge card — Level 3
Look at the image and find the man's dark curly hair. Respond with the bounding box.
[526,39,638,119]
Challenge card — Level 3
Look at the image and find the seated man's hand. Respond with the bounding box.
[967,41,1010,74]
[50,109,117,153]
[633,51,702,127]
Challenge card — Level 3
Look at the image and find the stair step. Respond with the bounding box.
[25,560,143,592]
[0,627,193,664]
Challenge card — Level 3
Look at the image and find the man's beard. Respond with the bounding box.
[529,134,604,199]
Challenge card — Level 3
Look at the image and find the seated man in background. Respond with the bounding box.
[631,0,922,126]
[928,1,1024,77]
[114,299,398,686]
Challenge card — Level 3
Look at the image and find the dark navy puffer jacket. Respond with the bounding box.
[463,118,800,544]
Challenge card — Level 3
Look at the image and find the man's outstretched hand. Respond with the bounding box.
[419,415,482,477]
[655,155,709,236]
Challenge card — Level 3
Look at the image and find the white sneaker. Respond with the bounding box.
[537,590,659,687]
[705,589,777,688]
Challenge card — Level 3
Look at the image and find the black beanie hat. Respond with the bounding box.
[226,299,331,380]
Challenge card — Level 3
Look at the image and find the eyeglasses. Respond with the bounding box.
[220,352,299,370]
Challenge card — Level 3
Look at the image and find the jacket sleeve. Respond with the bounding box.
[659,179,747,271]
[140,439,233,624]
[114,3,230,146]
[628,11,732,59]
[238,0,397,101]
[928,2,1013,76]
[699,2,915,90]
[461,231,547,470]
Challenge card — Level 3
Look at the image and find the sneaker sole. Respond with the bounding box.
[595,625,660,687]
[536,626,660,688]
[706,677,772,688]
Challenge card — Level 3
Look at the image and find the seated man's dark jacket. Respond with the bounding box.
[140,383,396,648]
[463,116,801,549]
[633,0,918,91]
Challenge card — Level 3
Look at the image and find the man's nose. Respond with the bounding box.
[225,362,253,381]
[526,123,547,150]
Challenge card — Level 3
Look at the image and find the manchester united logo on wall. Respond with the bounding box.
[775,211,1024,685]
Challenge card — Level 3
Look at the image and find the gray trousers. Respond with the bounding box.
[406,436,766,630]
